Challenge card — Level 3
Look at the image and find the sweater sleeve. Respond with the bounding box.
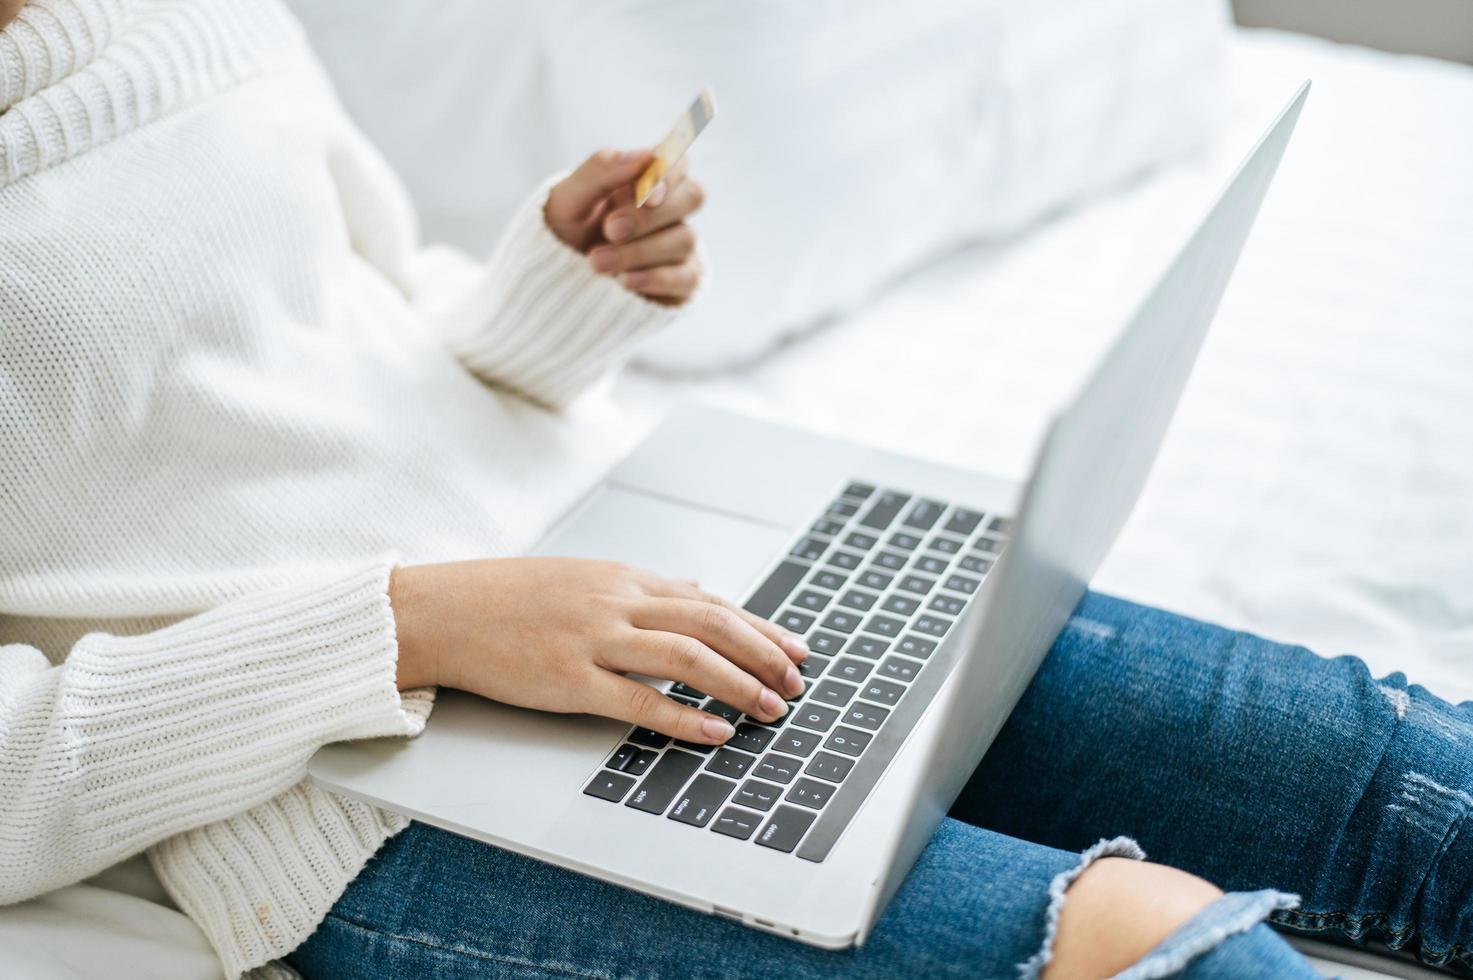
[406,176,680,409]
[0,558,431,906]
[321,106,679,409]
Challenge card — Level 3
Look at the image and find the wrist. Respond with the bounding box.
[389,565,437,689]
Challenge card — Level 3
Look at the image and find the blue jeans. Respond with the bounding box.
[287,593,1473,977]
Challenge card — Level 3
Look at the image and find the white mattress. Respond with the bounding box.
[622,29,1473,707]
[4,28,1469,980]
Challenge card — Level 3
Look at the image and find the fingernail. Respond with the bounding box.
[701,717,735,741]
[758,688,786,718]
[647,181,667,208]
[781,634,809,660]
[783,665,804,698]
[605,215,633,242]
[589,247,617,274]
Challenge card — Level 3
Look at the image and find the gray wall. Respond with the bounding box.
[1233,0,1473,64]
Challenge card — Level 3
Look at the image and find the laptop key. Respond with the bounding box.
[863,614,906,638]
[821,610,861,634]
[793,589,831,612]
[828,656,873,683]
[973,535,1004,554]
[872,550,906,570]
[797,655,831,679]
[786,778,836,811]
[674,739,717,754]
[810,570,847,591]
[729,723,777,754]
[944,508,984,535]
[810,518,845,538]
[703,700,743,724]
[902,499,945,531]
[843,702,889,730]
[858,491,910,530]
[774,728,822,757]
[744,561,807,619]
[753,753,803,785]
[777,610,815,634]
[842,481,877,500]
[913,555,949,575]
[988,516,1013,534]
[669,694,700,708]
[795,657,830,680]
[958,554,994,574]
[826,550,863,571]
[805,751,856,783]
[897,574,935,595]
[838,589,878,612]
[626,750,703,814]
[824,726,873,757]
[756,805,817,853]
[608,744,638,771]
[888,531,923,552]
[943,574,980,595]
[861,679,906,706]
[808,630,844,655]
[671,683,706,700]
[811,680,858,708]
[706,748,757,780]
[735,779,783,812]
[858,570,893,591]
[791,538,826,562]
[913,615,952,637]
[929,594,965,616]
[630,727,670,749]
[670,774,736,828]
[881,594,920,617]
[584,770,636,803]
[846,635,890,660]
[625,749,658,776]
[712,807,762,841]
[928,535,963,555]
[827,500,858,518]
[844,531,879,551]
[897,635,938,659]
[878,656,921,683]
[792,703,840,733]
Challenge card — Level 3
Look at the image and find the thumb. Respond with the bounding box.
[558,149,654,216]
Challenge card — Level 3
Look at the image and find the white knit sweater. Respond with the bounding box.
[0,1,676,975]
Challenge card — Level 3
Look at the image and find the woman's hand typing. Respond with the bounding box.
[390,559,807,745]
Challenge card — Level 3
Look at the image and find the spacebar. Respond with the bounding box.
[743,561,807,620]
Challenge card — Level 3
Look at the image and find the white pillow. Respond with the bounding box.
[288,0,1229,371]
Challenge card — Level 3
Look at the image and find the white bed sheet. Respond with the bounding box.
[621,29,1473,706]
[3,28,1468,980]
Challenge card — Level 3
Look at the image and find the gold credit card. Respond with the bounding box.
[635,87,716,207]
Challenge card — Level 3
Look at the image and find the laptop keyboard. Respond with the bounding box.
[582,482,1010,861]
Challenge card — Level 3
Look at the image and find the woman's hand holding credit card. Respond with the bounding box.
[544,88,717,306]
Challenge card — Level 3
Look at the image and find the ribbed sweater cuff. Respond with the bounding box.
[59,558,430,855]
[431,175,678,409]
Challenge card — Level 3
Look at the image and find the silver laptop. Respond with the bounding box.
[309,83,1309,948]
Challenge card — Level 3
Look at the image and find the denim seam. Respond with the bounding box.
[1271,908,1473,966]
[322,911,613,979]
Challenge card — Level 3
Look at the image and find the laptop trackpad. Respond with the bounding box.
[533,485,793,604]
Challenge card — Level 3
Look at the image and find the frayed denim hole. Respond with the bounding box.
[1015,836,1146,980]
[1111,889,1301,980]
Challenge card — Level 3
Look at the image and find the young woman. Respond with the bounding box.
[3,2,1465,977]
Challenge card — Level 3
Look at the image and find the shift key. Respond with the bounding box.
[669,774,736,828]
[626,750,703,814]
